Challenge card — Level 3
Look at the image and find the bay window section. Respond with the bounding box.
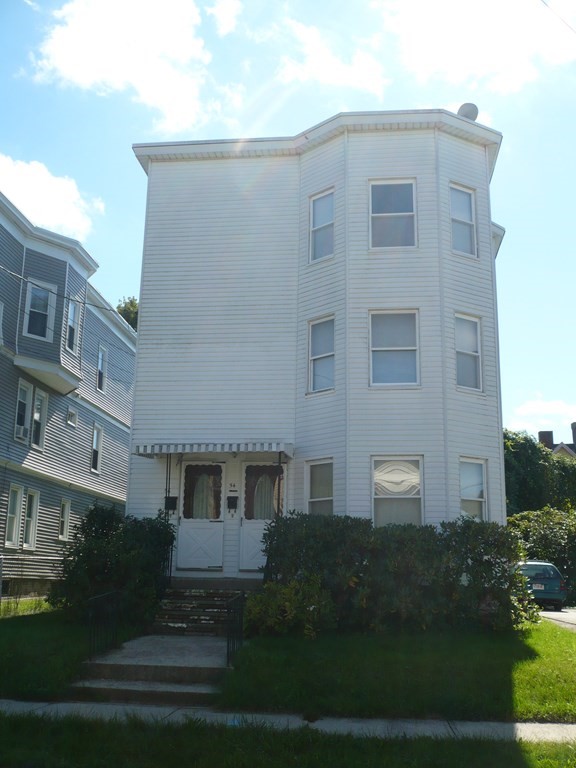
[31,389,48,449]
[373,458,422,526]
[450,185,476,256]
[370,312,418,385]
[15,380,32,441]
[310,191,334,261]
[309,318,334,392]
[23,490,39,549]
[371,182,415,247]
[5,485,23,547]
[308,461,333,516]
[91,424,103,473]
[66,299,79,352]
[460,459,486,520]
[455,315,481,390]
[25,281,56,342]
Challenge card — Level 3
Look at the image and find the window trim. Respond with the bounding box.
[97,345,108,392]
[372,455,423,527]
[450,184,477,257]
[23,279,57,342]
[59,499,71,540]
[369,310,419,386]
[14,379,33,442]
[23,489,39,549]
[455,313,482,391]
[5,485,23,548]
[370,180,416,249]
[91,423,103,473]
[31,388,48,450]
[308,316,335,393]
[309,189,334,263]
[307,459,334,516]
[66,299,79,353]
[459,458,487,521]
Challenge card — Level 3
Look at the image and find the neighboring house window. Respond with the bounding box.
[24,280,56,342]
[66,299,79,352]
[455,315,481,390]
[23,490,39,549]
[91,424,103,472]
[97,346,107,391]
[460,459,486,520]
[373,457,422,526]
[5,485,23,547]
[310,191,334,261]
[14,380,33,441]
[0,301,4,346]
[370,182,415,247]
[59,500,71,540]
[450,185,476,256]
[308,461,333,516]
[31,389,48,449]
[309,318,334,392]
[66,407,78,427]
[370,311,418,385]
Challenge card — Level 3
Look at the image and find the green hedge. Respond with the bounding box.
[246,514,536,637]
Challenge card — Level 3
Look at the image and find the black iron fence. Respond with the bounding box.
[226,592,245,667]
[87,591,121,660]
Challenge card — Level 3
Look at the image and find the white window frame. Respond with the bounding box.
[14,379,33,442]
[372,456,423,527]
[23,489,39,549]
[66,407,78,428]
[370,180,416,248]
[23,279,57,342]
[460,458,486,521]
[309,317,335,393]
[307,460,333,516]
[59,499,71,540]
[455,314,482,391]
[310,190,334,262]
[31,389,48,450]
[370,311,419,386]
[97,345,108,392]
[66,299,79,353]
[5,485,23,548]
[91,424,103,473]
[450,184,477,256]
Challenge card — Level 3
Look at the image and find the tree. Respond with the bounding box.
[117,296,138,331]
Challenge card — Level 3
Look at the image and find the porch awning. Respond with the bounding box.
[133,441,295,458]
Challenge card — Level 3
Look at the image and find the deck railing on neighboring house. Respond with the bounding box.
[226,592,245,667]
[87,591,120,659]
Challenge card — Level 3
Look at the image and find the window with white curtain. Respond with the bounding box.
[244,465,283,520]
[183,465,222,520]
[373,457,422,526]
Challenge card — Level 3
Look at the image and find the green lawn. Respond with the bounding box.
[0,715,575,768]
[220,620,576,722]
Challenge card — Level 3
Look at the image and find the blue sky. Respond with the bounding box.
[2,0,576,442]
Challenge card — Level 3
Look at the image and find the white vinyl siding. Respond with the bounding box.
[23,490,39,549]
[5,485,23,547]
[14,380,33,441]
[309,317,335,392]
[450,185,476,256]
[24,280,57,342]
[308,460,333,516]
[455,315,481,390]
[370,181,416,248]
[310,191,334,261]
[370,312,418,385]
[460,459,486,520]
[373,457,422,526]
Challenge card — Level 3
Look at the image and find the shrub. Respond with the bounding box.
[48,504,174,625]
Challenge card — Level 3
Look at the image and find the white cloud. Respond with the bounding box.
[372,0,576,93]
[32,0,214,133]
[0,154,103,241]
[206,0,243,36]
[506,398,576,443]
[278,19,389,98]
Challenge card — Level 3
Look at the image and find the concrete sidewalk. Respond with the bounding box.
[1,698,576,742]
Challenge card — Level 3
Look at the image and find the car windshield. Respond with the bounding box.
[520,564,560,579]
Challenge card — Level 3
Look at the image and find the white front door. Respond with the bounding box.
[177,464,224,569]
[239,463,283,571]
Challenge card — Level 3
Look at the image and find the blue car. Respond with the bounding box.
[518,561,568,611]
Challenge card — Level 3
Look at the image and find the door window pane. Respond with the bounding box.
[183,465,222,520]
[244,465,283,520]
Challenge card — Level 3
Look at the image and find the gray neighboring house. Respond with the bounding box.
[0,191,136,595]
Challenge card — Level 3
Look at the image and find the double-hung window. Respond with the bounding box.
[5,485,23,547]
[97,346,107,392]
[371,182,415,247]
[460,459,486,520]
[370,311,418,385]
[91,424,103,473]
[15,380,33,441]
[455,315,481,390]
[23,490,39,548]
[373,457,422,526]
[31,389,48,449]
[450,185,476,256]
[308,461,333,516]
[59,499,71,540]
[309,318,334,392]
[310,191,334,261]
[66,299,79,353]
[24,280,56,342]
